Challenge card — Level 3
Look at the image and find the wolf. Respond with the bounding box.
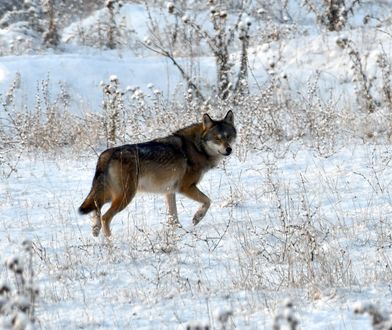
[79,110,236,237]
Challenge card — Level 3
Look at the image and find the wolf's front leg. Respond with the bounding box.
[166,193,179,225]
[180,185,211,225]
[192,202,211,225]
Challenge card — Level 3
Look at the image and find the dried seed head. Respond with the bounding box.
[15,295,31,312]
[363,15,370,24]
[214,308,233,324]
[110,75,118,83]
[0,281,10,295]
[182,15,190,23]
[283,298,293,308]
[12,312,29,329]
[167,2,175,14]
[219,11,227,19]
[6,256,19,271]
[22,240,33,252]
[105,0,114,9]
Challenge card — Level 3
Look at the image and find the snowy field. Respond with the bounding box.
[2,144,392,329]
[1,1,392,329]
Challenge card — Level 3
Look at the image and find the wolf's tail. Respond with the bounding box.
[79,158,107,215]
[78,192,96,214]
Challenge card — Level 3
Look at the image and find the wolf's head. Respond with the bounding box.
[202,110,237,157]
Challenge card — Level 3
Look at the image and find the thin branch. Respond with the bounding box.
[140,41,206,101]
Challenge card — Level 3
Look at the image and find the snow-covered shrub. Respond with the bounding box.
[232,73,343,158]
[376,49,392,111]
[273,299,299,330]
[0,70,349,157]
[0,0,109,53]
[303,0,361,31]
[0,74,102,152]
[354,302,392,330]
[184,308,234,330]
[101,75,126,148]
[0,1,42,32]
[331,36,392,140]
[99,76,201,148]
[336,37,377,113]
[41,0,60,47]
[63,0,136,50]
[0,0,43,54]
[0,241,39,329]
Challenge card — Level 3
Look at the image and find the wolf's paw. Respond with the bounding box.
[92,225,101,237]
[168,215,180,227]
[192,211,205,225]
[192,203,209,225]
[102,226,112,237]
[192,217,201,225]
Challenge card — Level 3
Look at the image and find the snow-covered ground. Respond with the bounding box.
[1,1,392,329]
[2,145,392,329]
[0,52,202,112]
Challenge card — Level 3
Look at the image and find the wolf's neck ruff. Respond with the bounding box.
[173,125,219,166]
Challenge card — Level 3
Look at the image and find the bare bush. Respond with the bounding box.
[101,75,126,148]
[336,37,378,113]
[376,48,392,110]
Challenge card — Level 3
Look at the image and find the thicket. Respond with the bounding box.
[0,1,391,157]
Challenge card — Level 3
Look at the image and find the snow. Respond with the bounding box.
[2,145,392,328]
[0,53,214,113]
[1,1,392,329]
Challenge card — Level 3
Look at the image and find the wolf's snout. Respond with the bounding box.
[226,147,232,155]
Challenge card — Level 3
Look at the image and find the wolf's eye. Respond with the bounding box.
[215,134,222,142]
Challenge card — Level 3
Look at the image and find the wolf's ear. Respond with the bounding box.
[224,110,234,125]
[202,113,214,129]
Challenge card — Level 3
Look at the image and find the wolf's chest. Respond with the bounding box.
[137,166,183,193]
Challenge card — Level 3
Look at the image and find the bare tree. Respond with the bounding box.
[142,1,251,101]
[42,0,60,47]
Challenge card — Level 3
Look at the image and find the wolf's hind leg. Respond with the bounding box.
[89,191,110,237]
[91,209,102,237]
[101,191,136,237]
[180,185,211,225]
[165,193,179,225]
